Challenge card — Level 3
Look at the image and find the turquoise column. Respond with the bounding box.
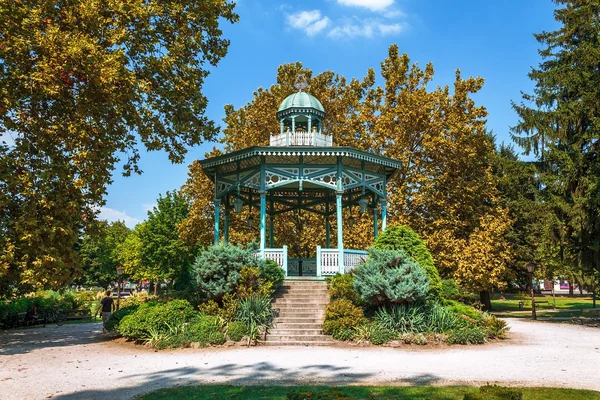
[381,199,387,232]
[325,217,331,248]
[308,115,312,134]
[259,191,267,253]
[213,200,221,245]
[224,209,230,243]
[269,214,274,248]
[374,207,379,239]
[336,192,344,273]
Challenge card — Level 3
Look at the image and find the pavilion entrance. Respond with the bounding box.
[199,78,400,277]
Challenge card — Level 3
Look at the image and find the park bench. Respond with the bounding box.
[66,309,92,321]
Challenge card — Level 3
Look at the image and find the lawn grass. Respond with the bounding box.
[491,293,598,312]
[135,385,600,400]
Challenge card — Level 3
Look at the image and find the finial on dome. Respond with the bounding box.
[294,74,309,92]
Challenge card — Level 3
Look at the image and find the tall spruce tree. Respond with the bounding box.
[511,0,600,298]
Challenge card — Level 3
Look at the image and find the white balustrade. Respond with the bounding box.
[343,250,368,273]
[320,249,340,276]
[255,246,288,275]
[269,132,332,147]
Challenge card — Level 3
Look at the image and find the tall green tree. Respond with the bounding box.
[141,191,194,288]
[79,220,130,288]
[0,0,238,295]
[511,0,600,297]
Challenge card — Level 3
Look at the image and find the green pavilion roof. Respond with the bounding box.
[278,92,325,113]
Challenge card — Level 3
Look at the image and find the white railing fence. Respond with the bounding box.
[343,249,369,273]
[269,132,333,147]
[257,246,288,276]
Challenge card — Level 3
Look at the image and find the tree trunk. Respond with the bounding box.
[154,280,158,295]
[149,282,155,295]
[480,290,492,311]
[569,282,574,296]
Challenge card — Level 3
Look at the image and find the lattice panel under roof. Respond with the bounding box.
[217,161,237,174]
[265,154,299,164]
[303,154,337,164]
[240,156,260,169]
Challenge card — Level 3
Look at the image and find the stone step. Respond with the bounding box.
[274,317,324,324]
[262,341,333,347]
[273,305,326,310]
[273,322,323,329]
[270,328,323,335]
[274,312,324,319]
[282,282,327,287]
[266,334,332,342]
[272,299,329,305]
[276,290,329,296]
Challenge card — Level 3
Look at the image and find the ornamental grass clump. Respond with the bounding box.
[235,295,274,344]
[352,248,429,306]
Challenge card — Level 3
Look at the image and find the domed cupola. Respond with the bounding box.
[270,75,332,147]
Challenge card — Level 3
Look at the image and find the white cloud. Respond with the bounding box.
[328,19,406,39]
[286,10,331,36]
[99,207,142,228]
[142,203,157,213]
[336,0,394,12]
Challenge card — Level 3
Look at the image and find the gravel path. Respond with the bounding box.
[0,319,599,400]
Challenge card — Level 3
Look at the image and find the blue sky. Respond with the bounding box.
[100,0,560,227]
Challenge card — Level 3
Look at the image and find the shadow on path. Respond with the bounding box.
[0,322,113,356]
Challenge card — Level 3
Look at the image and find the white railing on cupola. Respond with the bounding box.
[269,131,333,147]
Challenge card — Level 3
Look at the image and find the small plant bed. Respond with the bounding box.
[323,227,510,346]
[134,385,600,400]
[106,243,285,349]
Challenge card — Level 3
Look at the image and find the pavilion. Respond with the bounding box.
[200,78,400,278]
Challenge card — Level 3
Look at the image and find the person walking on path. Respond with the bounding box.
[94,291,116,334]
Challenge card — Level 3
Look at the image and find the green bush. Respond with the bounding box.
[481,313,509,339]
[105,305,138,332]
[236,266,273,299]
[192,243,258,301]
[440,279,478,303]
[464,385,523,400]
[323,299,365,339]
[447,324,487,345]
[227,321,248,342]
[117,300,197,341]
[373,303,428,334]
[428,302,459,333]
[353,248,429,306]
[186,315,226,346]
[332,327,355,341]
[327,274,361,305]
[373,225,442,299]
[444,299,482,320]
[259,259,285,287]
[235,295,274,343]
[0,291,81,329]
[369,326,397,345]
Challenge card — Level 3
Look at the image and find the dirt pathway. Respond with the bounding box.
[0,319,599,399]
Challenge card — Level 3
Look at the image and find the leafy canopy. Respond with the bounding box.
[0,0,238,295]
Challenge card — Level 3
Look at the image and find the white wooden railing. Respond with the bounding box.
[343,249,369,273]
[270,131,333,147]
[257,246,367,277]
[256,246,288,276]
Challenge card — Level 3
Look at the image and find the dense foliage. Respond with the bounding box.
[0,0,238,295]
[322,299,365,340]
[373,226,443,299]
[192,244,257,301]
[327,274,361,305]
[353,248,430,306]
[0,290,81,328]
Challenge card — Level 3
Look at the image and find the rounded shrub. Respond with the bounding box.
[117,300,196,341]
[327,274,361,305]
[192,243,257,301]
[353,248,430,306]
[227,321,248,342]
[323,299,365,339]
[259,259,285,287]
[373,225,442,299]
[186,315,226,346]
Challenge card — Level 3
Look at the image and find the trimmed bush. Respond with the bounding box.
[444,299,482,320]
[323,299,365,339]
[353,248,429,306]
[192,243,258,301]
[369,326,397,345]
[373,225,442,299]
[105,305,138,332]
[186,315,226,346]
[327,274,361,305]
[227,321,248,342]
[259,259,285,287]
[117,300,196,341]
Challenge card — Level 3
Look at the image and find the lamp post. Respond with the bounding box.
[526,262,536,320]
[116,266,124,311]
